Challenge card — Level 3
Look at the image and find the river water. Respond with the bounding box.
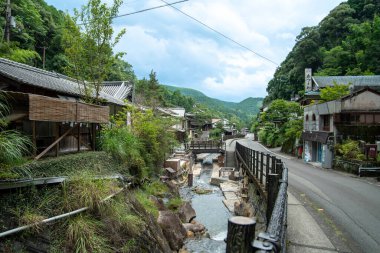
[181,160,231,253]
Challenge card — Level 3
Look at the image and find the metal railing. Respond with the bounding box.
[234,142,288,253]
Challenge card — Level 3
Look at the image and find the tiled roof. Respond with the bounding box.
[313,75,380,89]
[101,81,133,101]
[0,58,124,105]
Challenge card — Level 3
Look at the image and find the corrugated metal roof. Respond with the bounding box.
[313,75,380,89]
[0,58,124,105]
[101,81,132,101]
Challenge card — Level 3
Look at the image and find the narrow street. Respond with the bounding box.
[237,136,380,253]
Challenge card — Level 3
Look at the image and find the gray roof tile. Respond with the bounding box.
[0,58,124,105]
[313,75,380,89]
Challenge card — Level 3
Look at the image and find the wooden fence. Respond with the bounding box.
[228,142,288,253]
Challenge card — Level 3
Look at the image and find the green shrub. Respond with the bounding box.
[143,181,168,197]
[336,140,364,160]
[134,190,158,218]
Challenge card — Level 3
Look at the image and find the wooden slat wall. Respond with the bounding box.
[29,94,109,123]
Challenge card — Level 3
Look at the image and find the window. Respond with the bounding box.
[305,115,309,121]
[312,114,316,121]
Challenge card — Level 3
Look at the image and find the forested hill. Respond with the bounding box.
[164,85,263,123]
[264,0,380,104]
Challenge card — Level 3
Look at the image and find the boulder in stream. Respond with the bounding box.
[157,210,187,251]
[178,201,196,223]
[183,221,206,233]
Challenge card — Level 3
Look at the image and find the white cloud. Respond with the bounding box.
[46,0,343,101]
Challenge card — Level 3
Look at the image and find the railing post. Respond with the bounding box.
[256,151,259,179]
[266,173,280,225]
[226,216,256,253]
[265,155,270,191]
[271,156,276,174]
[260,152,264,184]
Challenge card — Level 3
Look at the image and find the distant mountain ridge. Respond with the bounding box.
[163,85,263,124]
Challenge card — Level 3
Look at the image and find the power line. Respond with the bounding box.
[76,0,189,26]
[158,0,279,66]
[115,0,188,19]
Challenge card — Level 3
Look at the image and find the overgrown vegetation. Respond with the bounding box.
[0,92,33,179]
[335,140,365,161]
[254,99,303,151]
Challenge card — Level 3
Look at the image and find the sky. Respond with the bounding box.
[45,0,344,102]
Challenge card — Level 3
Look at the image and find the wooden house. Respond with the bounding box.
[0,58,127,159]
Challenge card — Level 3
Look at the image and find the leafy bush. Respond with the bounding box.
[166,197,183,211]
[335,140,364,160]
[101,126,145,178]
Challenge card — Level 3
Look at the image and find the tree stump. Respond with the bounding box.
[226,216,256,253]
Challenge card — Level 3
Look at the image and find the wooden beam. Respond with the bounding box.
[32,121,36,157]
[34,124,77,161]
[92,123,96,151]
[54,123,59,157]
[77,124,81,152]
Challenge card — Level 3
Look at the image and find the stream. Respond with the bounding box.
[180,156,231,253]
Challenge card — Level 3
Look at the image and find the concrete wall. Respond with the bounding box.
[342,91,380,111]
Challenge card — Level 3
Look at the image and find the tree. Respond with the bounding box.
[320,83,350,102]
[63,0,126,104]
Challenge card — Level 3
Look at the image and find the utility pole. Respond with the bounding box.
[37,46,48,69]
[5,0,11,43]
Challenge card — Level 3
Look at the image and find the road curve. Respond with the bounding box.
[237,137,380,253]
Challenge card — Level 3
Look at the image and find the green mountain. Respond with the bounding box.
[265,0,380,104]
[163,85,263,125]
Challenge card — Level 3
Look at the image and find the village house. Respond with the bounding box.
[0,58,129,159]
[301,73,380,168]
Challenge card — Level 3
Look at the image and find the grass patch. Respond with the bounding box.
[142,180,169,197]
[121,239,137,253]
[14,151,126,178]
[63,171,120,211]
[66,214,110,253]
[166,197,183,211]
[135,190,159,218]
[102,197,144,237]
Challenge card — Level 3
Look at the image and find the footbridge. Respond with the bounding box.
[184,140,225,154]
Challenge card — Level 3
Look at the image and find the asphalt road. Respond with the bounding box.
[238,136,380,253]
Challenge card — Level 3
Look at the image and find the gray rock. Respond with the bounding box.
[234,201,255,217]
[157,210,187,251]
[178,201,196,223]
[149,195,167,211]
[183,222,205,233]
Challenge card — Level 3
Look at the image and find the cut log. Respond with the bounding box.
[226,216,256,253]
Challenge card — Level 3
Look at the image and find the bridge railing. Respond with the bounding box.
[231,142,288,253]
[185,140,223,150]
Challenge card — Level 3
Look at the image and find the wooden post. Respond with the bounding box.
[226,216,256,253]
[32,121,37,157]
[77,123,81,152]
[92,123,96,151]
[266,173,280,225]
[34,125,76,160]
[54,123,59,157]
[188,173,193,187]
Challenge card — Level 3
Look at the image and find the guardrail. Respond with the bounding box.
[228,142,288,253]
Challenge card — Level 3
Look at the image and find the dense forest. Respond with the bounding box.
[264,0,380,104]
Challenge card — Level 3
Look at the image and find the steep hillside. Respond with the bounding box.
[164,85,263,125]
[265,0,380,104]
